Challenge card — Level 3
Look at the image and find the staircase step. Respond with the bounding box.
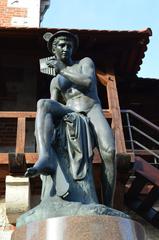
[125,173,148,199]
[125,157,159,228]
[134,157,159,187]
[137,186,159,212]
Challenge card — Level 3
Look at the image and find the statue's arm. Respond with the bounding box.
[50,76,60,101]
[60,57,95,88]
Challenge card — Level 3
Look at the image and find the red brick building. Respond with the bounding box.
[0,0,50,27]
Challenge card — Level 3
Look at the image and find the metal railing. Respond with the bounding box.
[121,110,159,165]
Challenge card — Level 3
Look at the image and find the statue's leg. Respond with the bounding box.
[25,99,72,177]
[88,104,116,207]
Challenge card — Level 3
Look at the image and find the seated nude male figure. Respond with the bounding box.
[25,31,116,207]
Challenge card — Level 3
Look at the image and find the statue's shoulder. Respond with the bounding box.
[79,57,94,64]
[78,57,95,69]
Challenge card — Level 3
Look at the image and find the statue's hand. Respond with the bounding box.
[46,59,65,74]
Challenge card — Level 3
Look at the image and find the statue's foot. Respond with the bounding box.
[25,166,54,177]
[24,156,56,178]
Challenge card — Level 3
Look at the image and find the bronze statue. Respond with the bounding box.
[25,30,116,207]
[16,31,129,228]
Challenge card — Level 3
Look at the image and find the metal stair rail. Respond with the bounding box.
[122,110,159,228]
[121,109,159,166]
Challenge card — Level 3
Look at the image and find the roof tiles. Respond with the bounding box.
[0,27,152,76]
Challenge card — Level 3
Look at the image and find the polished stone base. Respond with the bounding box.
[16,196,129,228]
[12,215,146,240]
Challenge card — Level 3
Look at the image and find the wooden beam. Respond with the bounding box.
[0,111,111,119]
[127,149,159,156]
[16,118,26,154]
[103,109,111,119]
[105,69,126,154]
[0,153,38,164]
[25,153,38,163]
[0,112,36,118]
[96,70,108,86]
[0,153,8,164]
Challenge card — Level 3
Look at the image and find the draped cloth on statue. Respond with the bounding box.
[63,112,93,180]
[41,112,96,201]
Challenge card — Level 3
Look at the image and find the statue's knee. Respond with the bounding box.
[37,99,45,109]
[37,99,51,112]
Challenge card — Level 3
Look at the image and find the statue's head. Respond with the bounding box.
[43,31,79,61]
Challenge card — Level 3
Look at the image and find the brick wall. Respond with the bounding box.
[0,0,27,27]
[0,0,41,27]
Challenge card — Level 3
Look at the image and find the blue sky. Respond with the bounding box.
[42,0,159,79]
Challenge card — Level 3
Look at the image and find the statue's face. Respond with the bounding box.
[52,37,74,62]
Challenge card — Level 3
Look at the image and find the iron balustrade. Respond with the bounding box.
[121,109,159,165]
